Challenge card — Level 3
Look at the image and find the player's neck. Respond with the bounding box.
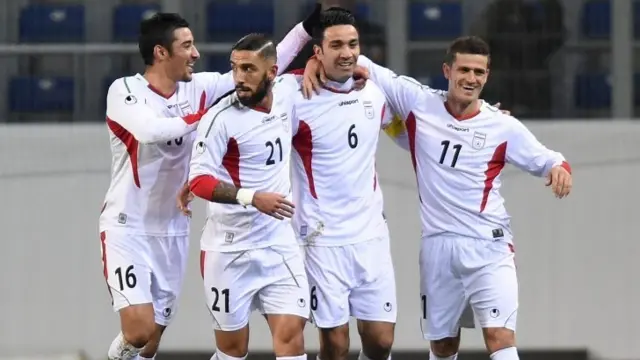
[253,91,273,113]
[323,75,354,93]
[444,98,481,121]
[143,68,177,99]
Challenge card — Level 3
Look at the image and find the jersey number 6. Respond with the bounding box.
[348,124,358,149]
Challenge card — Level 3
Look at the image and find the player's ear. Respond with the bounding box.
[268,64,278,81]
[442,62,451,80]
[313,44,323,58]
[154,45,169,61]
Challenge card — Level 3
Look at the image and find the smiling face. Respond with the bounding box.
[443,53,489,104]
[314,24,360,83]
[157,27,200,82]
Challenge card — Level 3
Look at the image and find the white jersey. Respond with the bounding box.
[189,75,300,251]
[358,56,567,242]
[99,22,311,236]
[291,78,393,245]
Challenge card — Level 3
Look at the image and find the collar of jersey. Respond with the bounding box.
[322,78,355,93]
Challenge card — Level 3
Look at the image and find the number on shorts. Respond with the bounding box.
[114,265,137,291]
[420,294,427,319]
[310,286,318,310]
[211,287,230,313]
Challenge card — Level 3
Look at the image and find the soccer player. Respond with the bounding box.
[303,36,572,360]
[290,8,396,360]
[187,34,309,360]
[99,9,319,360]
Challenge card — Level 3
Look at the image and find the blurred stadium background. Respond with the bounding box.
[0,1,638,360]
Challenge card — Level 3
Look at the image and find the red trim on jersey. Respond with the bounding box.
[560,161,572,174]
[288,68,305,75]
[322,84,354,94]
[106,117,141,188]
[199,90,207,111]
[147,83,175,99]
[405,112,418,173]
[480,142,507,212]
[251,105,271,113]
[223,138,242,187]
[444,101,481,121]
[380,103,387,127]
[292,121,317,199]
[100,231,114,302]
[190,174,221,201]
[200,250,206,278]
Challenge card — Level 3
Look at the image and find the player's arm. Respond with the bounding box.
[188,110,295,218]
[355,55,433,120]
[381,113,411,151]
[195,4,318,107]
[505,117,572,198]
[106,81,204,144]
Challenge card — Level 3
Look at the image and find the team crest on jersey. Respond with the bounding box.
[124,95,137,105]
[280,112,289,131]
[363,101,375,119]
[472,131,487,150]
[178,101,193,115]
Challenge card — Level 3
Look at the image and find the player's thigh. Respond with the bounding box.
[350,237,397,324]
[148,235,190,326]
[100,231,154,312]
[304,245,351,328]
[258,245,310,322]
[463,241,518,331]
[202,249,259,331]
[420,236,470,341]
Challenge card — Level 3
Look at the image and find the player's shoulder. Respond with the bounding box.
[202,90,239,123]
[274,73,302,94]
[478,101,524,130]
[191,71,225,85]
[107,75,143,96]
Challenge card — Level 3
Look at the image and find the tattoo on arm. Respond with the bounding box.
[211,181,239,204]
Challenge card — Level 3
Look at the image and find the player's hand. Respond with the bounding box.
[492,102,511,116]
[352,65,369,91]
[302,57,326,99]
[176,183,194,217]
[545,165,572,199]
[252,192,295,220]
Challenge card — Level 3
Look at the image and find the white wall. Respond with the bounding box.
[1,121,639,359]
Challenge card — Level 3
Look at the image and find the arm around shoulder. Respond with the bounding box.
[105,80,202,144]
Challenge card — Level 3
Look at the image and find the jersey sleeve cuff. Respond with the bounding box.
[189,175,220,201]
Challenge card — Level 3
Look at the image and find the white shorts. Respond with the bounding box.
[201,244,310,331]
[304,236,397,328]
[99,230,189,326]
[419,234,518,340]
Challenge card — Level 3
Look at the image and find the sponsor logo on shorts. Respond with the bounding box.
[224,232,234,243]
[489,308,500,318]
[383,302,392,312]
[297,298,306,308]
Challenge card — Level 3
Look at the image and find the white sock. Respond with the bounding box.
[429,352,457,360]
[212,350,248,360]
[490,347,519,360]
[107,332,143,360]
[276,355,307,360]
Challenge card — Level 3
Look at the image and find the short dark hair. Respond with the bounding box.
[312,7,357,43]
[444,36,491,65]
[231,33,277,61]
[138,13,190,66]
